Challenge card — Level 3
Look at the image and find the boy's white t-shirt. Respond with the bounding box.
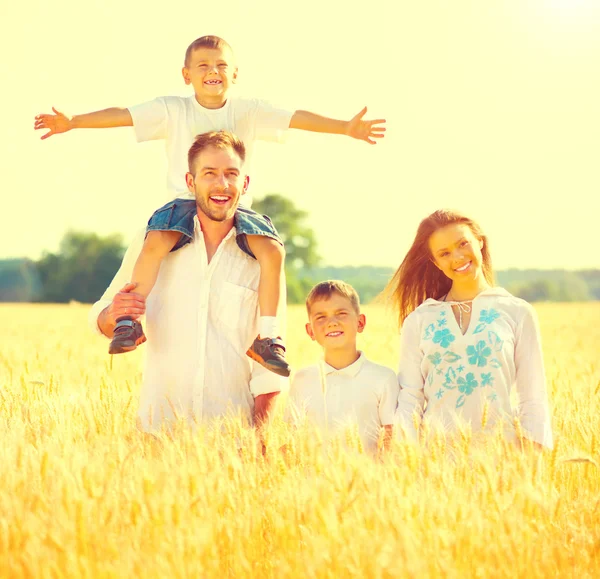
[128,95,294,201]
[290,352,398,454]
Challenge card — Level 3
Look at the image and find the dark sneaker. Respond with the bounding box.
[246,335,291,377]
[108,318,147,355]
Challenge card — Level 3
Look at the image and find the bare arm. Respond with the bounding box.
[254,391,280,427]
[383,425,393,452]
[290,106,386,144]
[34,107,133,140]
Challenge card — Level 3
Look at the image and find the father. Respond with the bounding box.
[89,131,287,431]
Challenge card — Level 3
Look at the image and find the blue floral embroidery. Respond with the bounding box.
[437,318,447,328]
[433,328,455,348]
[423,323,436,340]
[473,308,501,334]
[457,372,478,396]
[440,311,446,317]
[481,372,494,387]
[480,309,500,324]
[436,368,443,375]
[487,331,503,352]
[488,392,498,402]
[444,351,462,363]
[489,358,502,369]
[435,389,444,400]
[467,341,492,367]
[444,367,457,389]
[427,352,442,366]
[456,395,466,409]
[457,365,465,373]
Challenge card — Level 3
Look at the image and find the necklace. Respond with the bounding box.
[444,292,473,333]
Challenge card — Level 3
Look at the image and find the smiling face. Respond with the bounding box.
[185,145,248,223]
[428,223,485,285]
[182,46,238,104]
[305,293,366,352]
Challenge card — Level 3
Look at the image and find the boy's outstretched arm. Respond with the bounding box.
[289,106,386,145]
[34,107,133,140]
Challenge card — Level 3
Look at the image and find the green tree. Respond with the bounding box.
[0,259,42,302]
[252,194,320,303]
[36,231,125,303]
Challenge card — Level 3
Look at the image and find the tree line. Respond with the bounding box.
[2,194,599,304]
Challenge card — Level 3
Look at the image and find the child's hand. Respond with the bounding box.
[345,106,386,145]
[34,107,72,140]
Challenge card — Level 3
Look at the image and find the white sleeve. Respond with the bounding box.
[396,313,426,442]
[128,97,168,143]
[254,100,294,143]
[378,369,400,426]
[249,272,288,397]
[87,228,146,336]
[514,304,553,449]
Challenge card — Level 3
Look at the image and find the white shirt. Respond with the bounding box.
[396,287,553,448]
[128,95,294,199]
[88,216,287,431]
[290,353,399,453]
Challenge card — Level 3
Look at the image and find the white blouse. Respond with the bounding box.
[396,287,553,448]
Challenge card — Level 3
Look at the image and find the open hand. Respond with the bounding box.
[34,107,72,140]
[346,106,386,144]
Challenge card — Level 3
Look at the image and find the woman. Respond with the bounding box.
[385,210,552,449]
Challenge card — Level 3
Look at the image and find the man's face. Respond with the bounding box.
[186,146,248,222]
[182,47,238,101]
[305,293,365,351]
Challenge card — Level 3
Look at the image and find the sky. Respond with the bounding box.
[2,0,600,271]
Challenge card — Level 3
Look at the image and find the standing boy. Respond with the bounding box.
[34,35,386,377]
[290,281,398,454]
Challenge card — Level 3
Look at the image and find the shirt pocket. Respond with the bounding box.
[216,281,259,332]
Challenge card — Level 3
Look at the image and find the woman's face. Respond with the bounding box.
[428,223,484,284]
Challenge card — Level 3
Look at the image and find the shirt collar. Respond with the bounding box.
[323,352,365,377]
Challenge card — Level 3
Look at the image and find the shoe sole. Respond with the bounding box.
[109,335,146,355]
[246,349,291,377]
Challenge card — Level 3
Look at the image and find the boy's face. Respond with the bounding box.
[182,47,238,100]
[305,293,366,351]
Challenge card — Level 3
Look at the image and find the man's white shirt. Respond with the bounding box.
[289,353,398,453]
[128,95,293,200]
[89,216,287,431]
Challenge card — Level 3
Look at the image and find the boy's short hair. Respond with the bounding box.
[188,131,246,173]
[306,280,361,315]
[184,35,234,67]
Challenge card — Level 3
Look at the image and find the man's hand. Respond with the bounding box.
[97,282,146,338]
[345,106,386,145]
[34,107,72,140]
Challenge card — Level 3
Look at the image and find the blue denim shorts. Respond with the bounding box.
[146,199,282,258]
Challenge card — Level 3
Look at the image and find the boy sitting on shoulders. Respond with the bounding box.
[290,281,398,454]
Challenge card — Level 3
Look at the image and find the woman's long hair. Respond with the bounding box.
[381,210,494,327]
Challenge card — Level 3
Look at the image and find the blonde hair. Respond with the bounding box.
[306,280,361,315]
[184,35,234,67]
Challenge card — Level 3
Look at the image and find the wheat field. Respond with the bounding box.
[1,302,599,578]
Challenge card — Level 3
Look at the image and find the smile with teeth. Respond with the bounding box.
[454,261,471,272]
[210,195,230,204]
[204,79,222,85]
[326,330,343,337]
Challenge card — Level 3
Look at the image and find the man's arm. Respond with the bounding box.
[34,107,133,140]
[89,229,146,337]
[289,106,386,145]
[254,392,280,427]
